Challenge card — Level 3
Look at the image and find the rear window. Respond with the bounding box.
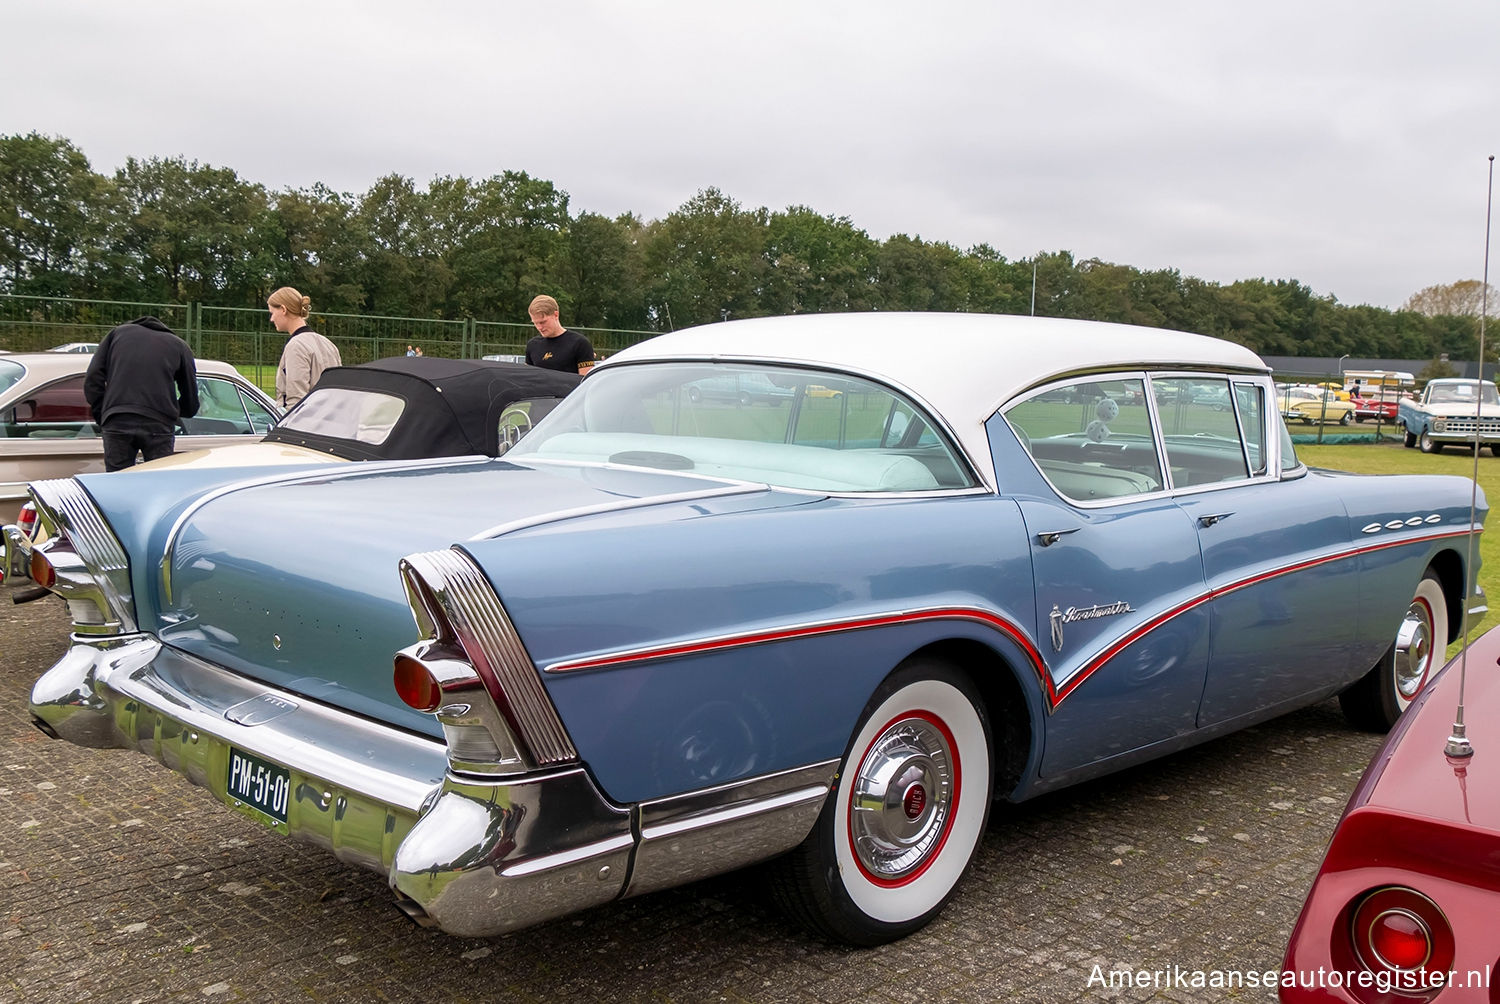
[0,360,23,396]
[512,362,976,492]
[278,387,406,445]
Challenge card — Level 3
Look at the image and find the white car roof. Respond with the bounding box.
[603,312,1269,488]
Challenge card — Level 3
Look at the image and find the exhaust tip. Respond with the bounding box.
[392,892,439,929]
[31,715,60,740]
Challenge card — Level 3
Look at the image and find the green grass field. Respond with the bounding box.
[235,363,276,396]
[1298,439,1494,654]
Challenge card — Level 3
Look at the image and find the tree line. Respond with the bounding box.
[0,132,1486,361]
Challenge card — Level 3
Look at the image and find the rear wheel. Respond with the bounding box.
[1339,573,1448,731]
[1403,425,1417,448]
[1339,411,1353,426]
[770,661,992,945]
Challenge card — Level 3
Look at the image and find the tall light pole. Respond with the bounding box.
[1337,353,1349,380]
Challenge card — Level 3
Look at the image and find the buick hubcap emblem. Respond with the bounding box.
[903,783,927,820]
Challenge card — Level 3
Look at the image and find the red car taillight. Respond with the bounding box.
[17,503,37,537]
[394,653,443,712]
[1349,887,1455,993]
[30,547,57,590]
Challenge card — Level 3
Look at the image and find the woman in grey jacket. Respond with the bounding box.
[268,286,341,408]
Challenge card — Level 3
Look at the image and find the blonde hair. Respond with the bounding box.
[268,286,311,318]
[529,294,560,317]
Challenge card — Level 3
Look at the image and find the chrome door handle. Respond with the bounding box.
[1198,512,1234,528]
[1036,527,1081,547]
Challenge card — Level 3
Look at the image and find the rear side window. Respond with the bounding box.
[279,387,406,445]
[1,375,96,440]
[0,360,23,396]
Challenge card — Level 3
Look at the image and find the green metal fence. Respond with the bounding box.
[0,295,661,393]
[0,294,193,351]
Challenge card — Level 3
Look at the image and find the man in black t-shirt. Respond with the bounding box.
[525,295,595,374]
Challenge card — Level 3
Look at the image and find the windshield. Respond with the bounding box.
[0,360,22,397]
[510,362,976,492]
[1428,382,1499,405]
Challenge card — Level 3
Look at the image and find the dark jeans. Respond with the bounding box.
[101,417,176,472]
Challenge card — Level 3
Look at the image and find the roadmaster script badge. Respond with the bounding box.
[1050,601,1134,652]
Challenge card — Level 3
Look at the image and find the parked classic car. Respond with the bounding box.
[1278,385,1357,426]
[1349,392,1402,423]
[24,313,1488,945]
[0,352,280,524]
[187,355,580,465]
[1280,628,1500,1002]
[1397,378,1500,454]
[2,357,579,583]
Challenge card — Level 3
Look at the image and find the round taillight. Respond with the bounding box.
[1369,910,1430,970]
[1351,887,1454,989]
[18,504,37,535]
[30,548,56,590]
[394,654,442,712]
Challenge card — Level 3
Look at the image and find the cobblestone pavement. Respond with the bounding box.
[0,586,1388,1004]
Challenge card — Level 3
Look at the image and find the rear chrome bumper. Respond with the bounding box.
[30,637,835,937]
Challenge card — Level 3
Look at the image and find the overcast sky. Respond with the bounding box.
[3,0,1497,309]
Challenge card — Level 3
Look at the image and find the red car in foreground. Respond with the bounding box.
[1281,629,1500,1002]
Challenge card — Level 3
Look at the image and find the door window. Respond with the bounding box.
[181,377,257,435]
[1151,377,1250,487]
[1004,378,1163,501]
[238,387,277,434]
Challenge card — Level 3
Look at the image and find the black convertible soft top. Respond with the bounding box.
[263,356,581,461]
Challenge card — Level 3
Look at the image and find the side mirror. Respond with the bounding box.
[12,400,37,423]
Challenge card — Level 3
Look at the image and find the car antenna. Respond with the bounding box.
[1447,154,1495,759]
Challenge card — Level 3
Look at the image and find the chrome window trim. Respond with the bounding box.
[1002,370,1286,508]
[401,548,577,766]
[1144,372,1263,491]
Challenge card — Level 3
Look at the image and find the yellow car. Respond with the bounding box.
[1278,386,1356,425]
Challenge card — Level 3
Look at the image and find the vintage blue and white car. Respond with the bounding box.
[24,313,1488,945]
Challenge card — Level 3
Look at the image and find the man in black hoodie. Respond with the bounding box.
[84,316,200,471]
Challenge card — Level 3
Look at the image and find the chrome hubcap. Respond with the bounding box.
[850,718,953,880]
[1394,600,1433,700]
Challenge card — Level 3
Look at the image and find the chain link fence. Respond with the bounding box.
[0,295,660,394]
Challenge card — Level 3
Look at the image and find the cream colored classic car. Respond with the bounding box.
[0,352,280,523]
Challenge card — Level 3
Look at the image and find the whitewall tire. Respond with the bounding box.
[1340,572,1448,731]
[770,661,992,944]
